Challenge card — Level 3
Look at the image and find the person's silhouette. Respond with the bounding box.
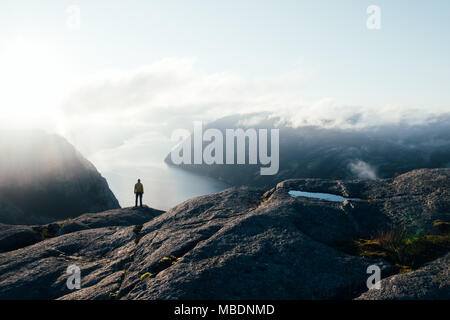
[134,179,144,207]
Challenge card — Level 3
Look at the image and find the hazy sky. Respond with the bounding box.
[1,0,449,162]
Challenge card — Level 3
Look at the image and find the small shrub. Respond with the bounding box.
[395,264,413,274]
[335,225,450,273]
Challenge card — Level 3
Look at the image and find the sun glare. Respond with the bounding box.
[0,36,76,130]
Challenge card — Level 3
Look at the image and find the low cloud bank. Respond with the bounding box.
[58,57,449,157]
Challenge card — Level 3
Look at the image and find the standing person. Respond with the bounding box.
[134,179,144,207]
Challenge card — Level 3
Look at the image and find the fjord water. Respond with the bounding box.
[84,131,229,211]
[100,164,229,211]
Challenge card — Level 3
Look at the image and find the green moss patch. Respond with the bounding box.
[153,255,180,273]
[139,272,153,281]
[136,255,181,282]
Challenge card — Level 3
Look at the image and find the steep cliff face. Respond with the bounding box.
[0,130,120,225]
[0,169,447,300]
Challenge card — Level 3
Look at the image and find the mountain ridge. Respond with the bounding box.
[165,113,450,188]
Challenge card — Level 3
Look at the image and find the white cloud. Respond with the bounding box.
[59,57,448,158]
[349,160,377,180]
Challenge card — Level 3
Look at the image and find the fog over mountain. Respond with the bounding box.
[165,112,450,188]
[0,130,120,225]
[53,57,449,162]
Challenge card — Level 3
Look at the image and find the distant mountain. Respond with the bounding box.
[0,130,120,224]
[0,168,448,299]
[165,113,450,188]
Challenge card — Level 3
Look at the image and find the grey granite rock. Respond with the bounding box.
[0,169,448,300]
[122,188,392,299]
[56,206,164,236]
[0,226,137,299]
[356,253,449,300]
[276,168,450,234]
[0,224,42,253]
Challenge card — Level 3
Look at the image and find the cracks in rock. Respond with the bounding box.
[260,188,275,204]
[116,225,223,299]
[108,270,127,300]
[107,224,143,300]
[242,190,273,213]
[170,227,221,259]
[132,224,143,244]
